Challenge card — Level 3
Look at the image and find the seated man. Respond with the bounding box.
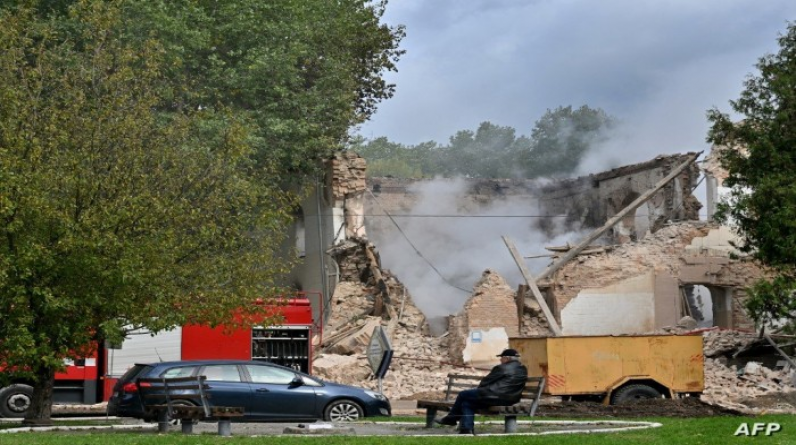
[435,348,528,434]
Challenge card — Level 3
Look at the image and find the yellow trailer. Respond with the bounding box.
[509,334,704,404]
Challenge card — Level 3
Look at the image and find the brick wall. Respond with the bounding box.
[447,270,519,364]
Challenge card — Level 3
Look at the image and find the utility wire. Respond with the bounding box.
[362,170,705,294]
[348,214,568,218]
[354,213,660,218]
[366,189,472,294]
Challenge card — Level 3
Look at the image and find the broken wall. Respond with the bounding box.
[328,152,368,240]
[365,152,702,245]
[546,222,767,335]
[448,270,520,366]
[286,152,368,324]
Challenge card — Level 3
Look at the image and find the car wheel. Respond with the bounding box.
[0,384,34,418]
[167,400,198,425]
[610,384,662,405]
[323,399,363,422]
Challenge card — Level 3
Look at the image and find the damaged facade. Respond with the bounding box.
[541,222,764,335]
[366,152,702,243]
[308,149,793,414]
[363,152,759,340]
[285,151,369,323]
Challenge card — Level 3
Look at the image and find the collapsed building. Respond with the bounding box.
[313,149,795,414]
[366,152,702,244]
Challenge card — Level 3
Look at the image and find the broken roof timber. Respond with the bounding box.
[503,236,563,336]
[535,151,702,283]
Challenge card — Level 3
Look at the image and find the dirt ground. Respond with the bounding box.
[536,397,739,418]
[407,392,742,418]
[736,392,796,411]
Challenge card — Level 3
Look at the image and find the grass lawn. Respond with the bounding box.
[0,414,792,444]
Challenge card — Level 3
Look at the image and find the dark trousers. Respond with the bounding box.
[445,388,485,431]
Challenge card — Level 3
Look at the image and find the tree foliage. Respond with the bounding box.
[352,106,615,178]
[707,22,796,332]
[0,0,404,421]
[523,105,617,177]
[117,0,404,176]
[14,0,405,178]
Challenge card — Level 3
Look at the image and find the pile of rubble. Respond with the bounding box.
[316,237,795,413]
[313,278,468,399]
[699,329,796,413]
[317,237,472,399]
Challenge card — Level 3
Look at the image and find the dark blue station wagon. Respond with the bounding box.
[107,359,391,422]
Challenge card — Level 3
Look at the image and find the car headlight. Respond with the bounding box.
[364,390,387,401]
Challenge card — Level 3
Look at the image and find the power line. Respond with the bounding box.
[357,213,661,218]
[361,169,706,294]
[351,214,569,218]
[366,189,472,294]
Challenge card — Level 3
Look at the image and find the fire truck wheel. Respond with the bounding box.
[610,383,662,405]
[323,399,363,422]
[0,384,33,418]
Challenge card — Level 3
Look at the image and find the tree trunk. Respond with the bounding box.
[22,367,55,426]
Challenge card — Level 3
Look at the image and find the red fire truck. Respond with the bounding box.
[0,294,319,418]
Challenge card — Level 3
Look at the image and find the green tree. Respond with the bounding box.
[522,105,617,177]
[707,22,796,332]
[0,2,294,422]
[350,136,439,178]
[353,107,614,180]
[350,136,416,177]
[440,122,520,178]
[0,0,404,422]
[118,0,405,178]
[14,0,405,178]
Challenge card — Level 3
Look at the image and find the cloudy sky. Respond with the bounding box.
[357,0,795,166]
[357,2,796,317]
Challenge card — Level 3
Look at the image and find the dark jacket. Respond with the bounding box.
[476,360,528,405]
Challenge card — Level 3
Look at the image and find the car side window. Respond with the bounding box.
[202,365,242,382]
[245,364,296,385]
[161,366,196,378]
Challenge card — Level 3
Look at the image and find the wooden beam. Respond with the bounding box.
[764,334,796,371]
[503,236,563,336]
[535,151,701,282]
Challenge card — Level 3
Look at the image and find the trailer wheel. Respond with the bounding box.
[611,384,662,405]
[0,384,34,418]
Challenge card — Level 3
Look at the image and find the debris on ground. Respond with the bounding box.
[317,236,796,416]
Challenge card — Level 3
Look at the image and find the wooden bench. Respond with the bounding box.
[416,374,545,433]
[137,375,244,436]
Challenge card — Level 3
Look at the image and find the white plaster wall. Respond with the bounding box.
[332,207,346,244]
[463,327,507,367]
[107,328,182,377]
[343,194,366,239]
[561,272,656,335]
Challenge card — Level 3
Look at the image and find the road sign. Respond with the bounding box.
[367,326,393,379]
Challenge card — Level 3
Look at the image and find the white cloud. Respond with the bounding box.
[360,0,795,150]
